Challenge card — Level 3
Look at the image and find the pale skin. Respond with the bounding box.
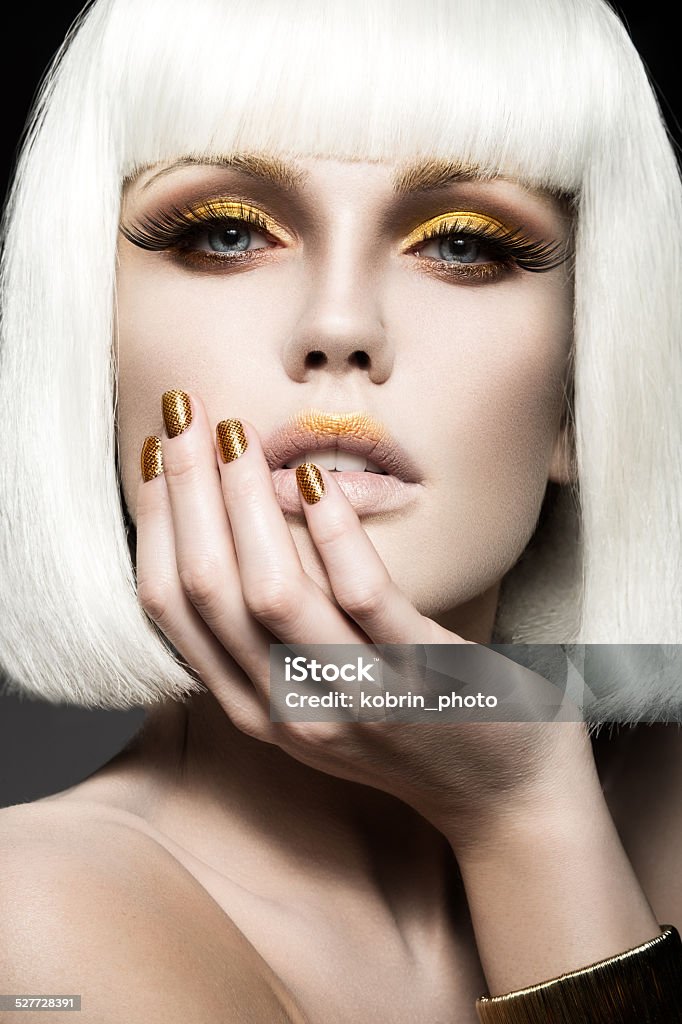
[2,155,681,1024]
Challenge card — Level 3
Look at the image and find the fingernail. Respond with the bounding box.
[162,390,192,437]
[296,463,325,504]
[140,436,164,481]
[216,418,248,463]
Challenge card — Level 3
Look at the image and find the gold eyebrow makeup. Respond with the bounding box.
[136,152,308,194]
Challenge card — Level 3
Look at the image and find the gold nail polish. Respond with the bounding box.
[140,436,164,482]
[162,390,192,437]
[296,463,325,504]
[216,419,248,463]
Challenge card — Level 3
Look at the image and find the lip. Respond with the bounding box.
[262,409,423,482]
[271,467,421,515]
[263,409,424,516]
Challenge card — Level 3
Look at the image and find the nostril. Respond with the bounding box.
[305,350,326,368]
[302,349,370,369]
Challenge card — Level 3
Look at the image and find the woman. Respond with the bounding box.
[0,0,681,1021]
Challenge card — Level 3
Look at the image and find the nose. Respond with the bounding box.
[281,257,394,386]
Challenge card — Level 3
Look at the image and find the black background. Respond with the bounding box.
[0,3,679,808]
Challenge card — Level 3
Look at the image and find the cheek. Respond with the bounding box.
[404,277,572,600]
[115,262,167,519]
[458,308,566,477]
[114,259,208,520]
[454,343,563,519]
[114,257,273,516]
[437,277,569,451]
[116,255,292,379]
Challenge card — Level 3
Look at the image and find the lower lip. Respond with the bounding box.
[271,468,422,515]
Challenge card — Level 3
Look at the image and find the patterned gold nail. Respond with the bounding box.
[295,463,325,504]
[216,419,248,463]
[140,436,164,482]
[162,390,192,437]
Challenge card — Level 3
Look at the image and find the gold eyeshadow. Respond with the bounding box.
[120,196,567,280]
[401,211,514,250]
[182,198,293,242]
[399,210,566,275]
[119,195,294,256]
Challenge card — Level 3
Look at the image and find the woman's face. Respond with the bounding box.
[116,154,574,632]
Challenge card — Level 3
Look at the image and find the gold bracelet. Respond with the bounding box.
[475,924,682,1023]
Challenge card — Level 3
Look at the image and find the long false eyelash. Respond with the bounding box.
[121,202,570,278]
[414,215,568,273]
[119,199,276,252]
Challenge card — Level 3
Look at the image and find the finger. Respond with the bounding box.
[294,462,443,644]
[135,433,274,741]
[159,390,275,686]
[214,417,368,649]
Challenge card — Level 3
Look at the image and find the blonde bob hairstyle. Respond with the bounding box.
[0,0,680,721]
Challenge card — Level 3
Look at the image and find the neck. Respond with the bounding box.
[103,588,499,891]
[123,689,445,887]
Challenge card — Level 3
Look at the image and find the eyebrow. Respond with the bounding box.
[392,158,496,196]
[138,152,500,194]
[138,153,307,192]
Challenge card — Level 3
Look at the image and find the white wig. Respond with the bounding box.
[0,0,680,720]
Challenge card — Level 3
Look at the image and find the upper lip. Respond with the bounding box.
[262,409,422,483]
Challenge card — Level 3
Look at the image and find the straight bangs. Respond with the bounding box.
[108,0,618,192]
[1,0,680,718]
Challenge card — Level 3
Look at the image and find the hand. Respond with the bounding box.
[135,390,593,856]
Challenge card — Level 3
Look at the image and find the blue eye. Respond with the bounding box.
[405,211,568,278]
[416,228,511,270]
[435,235,486,264]
[120,198,282,264]
[196,219,272,254]
[206,223,251,252]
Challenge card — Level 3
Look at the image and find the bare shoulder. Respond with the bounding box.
[0,801,307,1024]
